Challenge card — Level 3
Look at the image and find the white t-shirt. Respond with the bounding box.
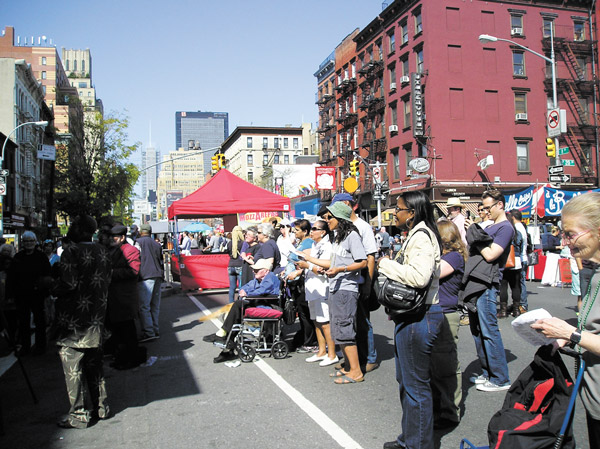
[514,221,528,263]
[305,237,332,301]
[352,217,378,256]
[277,234,296,267]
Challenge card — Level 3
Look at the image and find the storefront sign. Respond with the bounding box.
[315,166,336,190]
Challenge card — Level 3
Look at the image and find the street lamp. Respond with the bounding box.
[0,120,48,236]
[478,31,560,164]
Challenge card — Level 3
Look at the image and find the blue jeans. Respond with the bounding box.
[393,304,443,449]
[468,286,510,386]
[138,278,162,338]
[366,317,377,364]
[228,266,242,303]
[520,263,528,309]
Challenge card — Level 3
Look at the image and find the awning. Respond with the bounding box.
[435,202,480,219]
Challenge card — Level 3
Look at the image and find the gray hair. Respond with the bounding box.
[258,223,274,239]
[0,243,15,258]
[22,231,37,243]
[562,192,600,230]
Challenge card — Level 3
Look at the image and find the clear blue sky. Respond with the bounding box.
[2,1,383,180]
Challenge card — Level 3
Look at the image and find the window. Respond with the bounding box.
[65,59,69,71]
[402,97,411,128]
[42,85,46,95]
[416,48,424,73]
[41,71,47,79]
[284,155,289,164]
[263,154,269,165]
[400,21,408,45]
[389,65,396,87]
[390,104,398,126]
[404,144,413,174]
[78,82,87,88]
[247,154,253,166]
[351,61,356,78]
[81,60,85,73]
[514,92,527,115]
[274,137,280,149]
[274,154,280,164]
[392,150,400,179]
[263,137,268,148]
[388,31,395,54]
[73,60,77,71]
[293,138,299,149]
[543,18,554,38]
[579,97,589,123]
[576,57,587,80]
[401,55,409,77]
[414,11,423,34]
[574,21,585,41]
[581,144,592,172]
[247,137,253,148]
[41,57,46,65]
[247,171,253,182]
[510,15,523,34]
[516,142,529,172]
[283,137,288,148]
[513,51,525,76]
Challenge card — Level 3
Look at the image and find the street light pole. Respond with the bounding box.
[0,120,48,237]
[479,31,561,165]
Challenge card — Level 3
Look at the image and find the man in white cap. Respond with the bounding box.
[445,198,467,245]
[203,258,281,363]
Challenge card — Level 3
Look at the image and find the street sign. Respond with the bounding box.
[561,159,575,166]
[558,147,569,155]
[549,174,571,183]
[548,165,564,175]
[0,177,6,184]
[0,184,6,196]
[547,108,561,137]
[0,169,9,177]
[372,166,381,183]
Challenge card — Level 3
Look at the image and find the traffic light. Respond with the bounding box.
[546,138,556,158]
[218,154,226,169]
[211,155,219,171]
[349,159,359,177]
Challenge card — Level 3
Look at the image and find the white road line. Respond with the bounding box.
[188,293,363,449]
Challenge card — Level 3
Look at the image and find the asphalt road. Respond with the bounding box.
[0,281,590,449]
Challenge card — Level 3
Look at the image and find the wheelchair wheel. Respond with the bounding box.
[271,341,288,359]
[239,344,256,363]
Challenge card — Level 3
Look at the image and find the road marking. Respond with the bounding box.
[188,293,363,449]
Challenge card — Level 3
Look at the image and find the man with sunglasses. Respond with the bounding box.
[330,193,379,373]
[464,189,514,392]
[477,203,493,229]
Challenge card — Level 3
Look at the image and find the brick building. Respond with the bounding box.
[315,0,598,218]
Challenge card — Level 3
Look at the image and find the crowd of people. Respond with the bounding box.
[3,188,600,446]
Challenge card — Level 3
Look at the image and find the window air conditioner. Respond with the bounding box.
[389,125,399,133]
[400,75,410,84]
[515,113,528,121]
[390,82,397,91]
[511,27,523,36]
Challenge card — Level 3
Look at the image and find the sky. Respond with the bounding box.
[1,0,385,194]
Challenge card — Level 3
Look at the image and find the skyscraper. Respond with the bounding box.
[175,111,229,174]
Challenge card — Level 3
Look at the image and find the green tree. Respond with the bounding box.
[54,108,140,222]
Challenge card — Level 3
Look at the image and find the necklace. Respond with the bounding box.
[577,272,600,353]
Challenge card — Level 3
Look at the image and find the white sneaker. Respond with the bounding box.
[469,374,488,385]
[319,355,340,367]
[476,380,511,392]
[306,354,327,363]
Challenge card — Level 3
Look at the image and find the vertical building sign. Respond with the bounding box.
[411,73,424,137]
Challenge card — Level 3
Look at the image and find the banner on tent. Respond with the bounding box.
[504,186,534,219]
[543,187,600,216]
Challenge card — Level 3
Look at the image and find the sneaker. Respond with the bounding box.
[306,354,327,363]
[469,374,488,385]
[203,334,225,344]
[476,380,511,392]
[296,345,319,354]
[213,351,237,364]
[139,335,158,343]
[319,355,339,367]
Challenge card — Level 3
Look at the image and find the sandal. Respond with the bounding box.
[334,374,364,384]
[329,370,348,378]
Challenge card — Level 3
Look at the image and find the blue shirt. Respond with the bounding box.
[239,271,280,297]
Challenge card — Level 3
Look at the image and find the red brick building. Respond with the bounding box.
[315,0,598,217]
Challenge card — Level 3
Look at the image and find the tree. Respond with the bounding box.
[54,107,140,222]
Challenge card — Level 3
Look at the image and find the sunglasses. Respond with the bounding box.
[322,214,333,221]
[311,227,325,231]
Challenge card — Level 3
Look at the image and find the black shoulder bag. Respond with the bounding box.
[376,228,435,318]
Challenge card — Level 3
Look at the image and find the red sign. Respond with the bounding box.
[315,167,336,190]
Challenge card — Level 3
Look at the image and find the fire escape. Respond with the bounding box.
[544,27,597,184]
[335,75,358,180]
[316,90,336,165]
[358,57,387,191]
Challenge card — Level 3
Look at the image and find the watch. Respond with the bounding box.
[569,328,582,345]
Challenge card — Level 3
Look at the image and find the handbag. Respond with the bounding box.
[376,228,434,318]
[504,245,516,269]
[527,250,539,266]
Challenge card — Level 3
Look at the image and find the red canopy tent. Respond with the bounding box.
[168,170,291,290]
[168,169,291,219]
